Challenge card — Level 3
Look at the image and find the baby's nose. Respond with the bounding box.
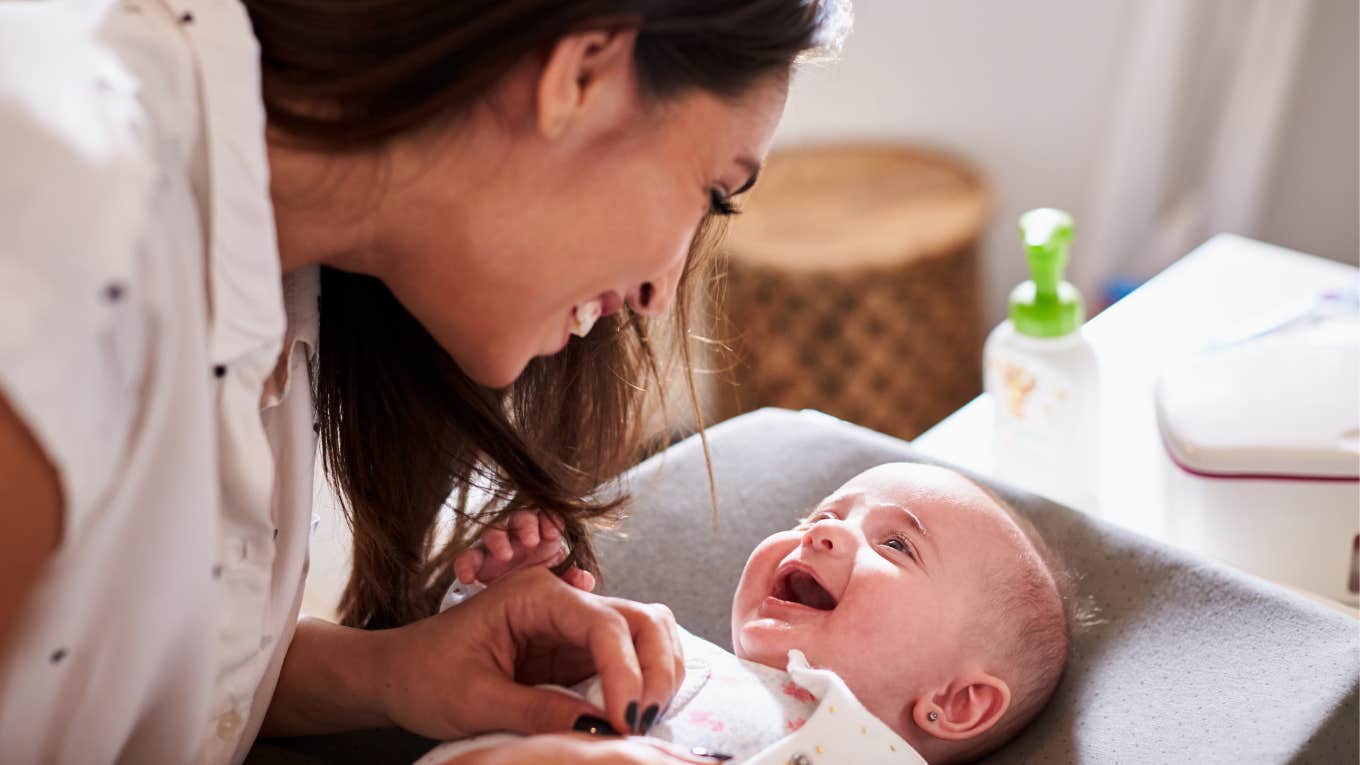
[803,521,855,556]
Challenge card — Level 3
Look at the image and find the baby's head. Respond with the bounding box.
[730,463,1069,764]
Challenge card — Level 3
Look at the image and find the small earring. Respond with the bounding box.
[927,711,939,722]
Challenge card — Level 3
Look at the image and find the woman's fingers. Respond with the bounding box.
[583,606,646,736]
[616,602,681,733]
[583,598,682,735]
[377,569,690,745]
[496,570,654,736]
[471,679,604,740]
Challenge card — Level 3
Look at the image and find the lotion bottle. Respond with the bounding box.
[983,208,1099,507]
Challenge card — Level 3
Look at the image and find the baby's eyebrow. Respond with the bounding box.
[900,506,929,538]
[876,502,938,564]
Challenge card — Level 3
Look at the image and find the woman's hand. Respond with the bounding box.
[442,735,727,765]
[454,509,597,592]
[375,566,683,740]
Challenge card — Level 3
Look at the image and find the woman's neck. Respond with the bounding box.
[266,137,389,278]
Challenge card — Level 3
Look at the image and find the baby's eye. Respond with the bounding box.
[797,510,837,527]
[882,535,917,560]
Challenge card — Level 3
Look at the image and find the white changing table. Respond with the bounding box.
[913,234,1360,610]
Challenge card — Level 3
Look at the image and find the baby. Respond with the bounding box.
[421,463,1071,764]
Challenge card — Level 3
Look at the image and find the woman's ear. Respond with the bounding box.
[910,673,1011,742]
[535,28,638,141]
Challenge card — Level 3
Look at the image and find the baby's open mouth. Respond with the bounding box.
[772,567,838,611]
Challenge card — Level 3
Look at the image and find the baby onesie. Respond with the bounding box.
[416,629,926,764]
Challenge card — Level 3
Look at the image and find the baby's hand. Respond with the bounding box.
[453,510,597,592]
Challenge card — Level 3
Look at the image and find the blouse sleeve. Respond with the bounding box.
[0,7,157,541]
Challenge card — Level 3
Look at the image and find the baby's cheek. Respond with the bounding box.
[734,536,793,599]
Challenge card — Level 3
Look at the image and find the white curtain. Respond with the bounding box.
[1078,0,1314,290]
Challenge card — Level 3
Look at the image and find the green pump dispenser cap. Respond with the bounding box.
[1009,207,1085,338]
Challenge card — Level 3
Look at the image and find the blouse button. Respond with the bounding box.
[213,364,227,378]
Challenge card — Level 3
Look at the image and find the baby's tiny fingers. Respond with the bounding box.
[484,527,516,562]
[453,547,483,584]
[540,511,564,541]
[509,510,541,548]
[562,567,597,593]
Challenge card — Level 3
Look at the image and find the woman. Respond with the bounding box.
[0,0,848,762]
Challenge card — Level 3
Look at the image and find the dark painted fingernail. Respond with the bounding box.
[572,714,619,737]
[690,748,733,761]
[640,703,660,733]
[639,282,654,308]
[625,700,640,733]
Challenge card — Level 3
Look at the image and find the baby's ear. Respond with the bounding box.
[909,673,1011,742]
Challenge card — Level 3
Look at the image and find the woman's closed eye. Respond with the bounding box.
[709,187,739,217]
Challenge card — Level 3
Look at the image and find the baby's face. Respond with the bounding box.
[730,463,1027,729]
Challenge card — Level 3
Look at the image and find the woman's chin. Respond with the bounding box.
[459,353,531,390]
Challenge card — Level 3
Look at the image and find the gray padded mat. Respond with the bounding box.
[593,408,1360,765]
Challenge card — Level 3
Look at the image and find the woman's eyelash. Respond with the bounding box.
[709,188,739,217]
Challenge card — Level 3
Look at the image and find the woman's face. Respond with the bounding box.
[371,31,789,388]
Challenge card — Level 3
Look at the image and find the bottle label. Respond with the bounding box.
[984,347,1096,504]
[985,355,1070,434]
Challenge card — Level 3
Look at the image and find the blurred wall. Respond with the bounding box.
[773,0,1357,326]
[1259,0,1359,266]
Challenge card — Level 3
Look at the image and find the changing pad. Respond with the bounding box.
[591,408,1359,764]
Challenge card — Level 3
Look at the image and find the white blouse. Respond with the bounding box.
[0,0,318,762]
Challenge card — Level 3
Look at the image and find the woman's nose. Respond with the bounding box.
[626,279,670,317]
[803,520,855,557]
[626,259,685,317]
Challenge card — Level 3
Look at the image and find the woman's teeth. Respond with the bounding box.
[570,298,604,338]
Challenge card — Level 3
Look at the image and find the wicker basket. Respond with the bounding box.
[716,144,989,439]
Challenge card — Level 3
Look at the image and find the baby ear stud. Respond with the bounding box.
[927,711,939,722]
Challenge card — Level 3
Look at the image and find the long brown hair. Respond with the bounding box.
[244,0,847,629]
